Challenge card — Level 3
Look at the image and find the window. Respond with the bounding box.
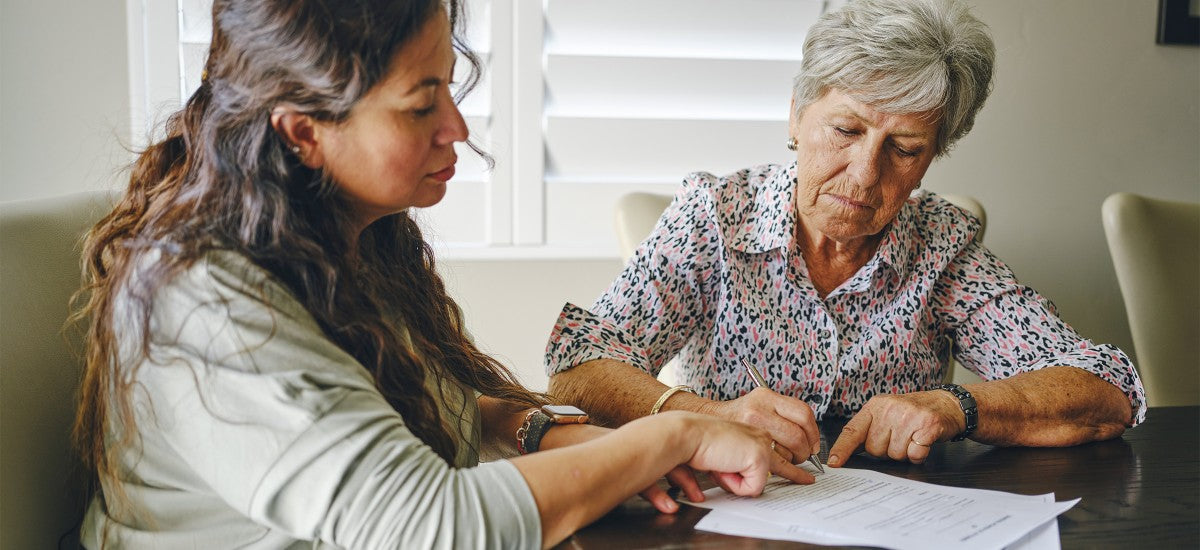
[130,0,824,258]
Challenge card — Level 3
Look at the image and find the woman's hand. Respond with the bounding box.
[512,409,814,549]
[668,411,815,495]
[539,422,705,513]
[702,388,821,469]
[826,390,964,466]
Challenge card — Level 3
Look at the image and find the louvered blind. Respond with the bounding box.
[136,0,824,257]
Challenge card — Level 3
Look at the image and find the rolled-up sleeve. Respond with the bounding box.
[935,243,1147,426]
[132,252,542,549]
[544,178,723,378]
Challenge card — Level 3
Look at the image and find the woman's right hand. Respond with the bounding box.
[702,388,822,469]
[665,411,815,494]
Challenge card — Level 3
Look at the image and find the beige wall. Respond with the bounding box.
[2,1,1197,391]
[0,0,131,202]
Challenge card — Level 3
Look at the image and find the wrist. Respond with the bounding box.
[934,383,978,441]
[650,384,694,415]
[516,405,590,454]
[538,423,608,451]
[634,411,699,464]
[660,411,702,464]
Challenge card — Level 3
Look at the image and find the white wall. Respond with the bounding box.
[0,0,131,202]
[1,0,1196,392]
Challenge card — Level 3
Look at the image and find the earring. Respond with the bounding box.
[290,145,301,155]
[786,137,798,151]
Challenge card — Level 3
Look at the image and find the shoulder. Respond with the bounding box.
[675,163,793,245]
[151,248,307,326]
[679,163,788,209]
[903,190,983,251]
[135,248,364,378]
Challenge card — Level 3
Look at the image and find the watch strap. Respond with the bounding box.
[516,410,553,455]
[935,383,978,441]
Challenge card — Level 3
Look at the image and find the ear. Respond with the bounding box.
[270,107,326,170]
[788,96,800,137]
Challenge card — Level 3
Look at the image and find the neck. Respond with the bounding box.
[793,216,881,265]
[793,215,883,298]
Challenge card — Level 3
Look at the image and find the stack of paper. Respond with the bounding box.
[687,468,1077,550]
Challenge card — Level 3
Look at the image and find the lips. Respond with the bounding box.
[429,164,456,182]
[827,193,876,209]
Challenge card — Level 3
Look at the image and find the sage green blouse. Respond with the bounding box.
[81,250,540,549]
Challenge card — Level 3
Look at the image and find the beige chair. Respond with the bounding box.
[1,191,114,549]
[613,190,987,386]
[1102,192,1200,407]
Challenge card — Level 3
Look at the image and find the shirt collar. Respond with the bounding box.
[727,162,798,254]
[872,192,919,282]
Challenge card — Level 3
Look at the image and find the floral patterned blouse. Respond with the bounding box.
[545,162,1146,425]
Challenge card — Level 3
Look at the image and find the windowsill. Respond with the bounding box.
[430,243,623,261]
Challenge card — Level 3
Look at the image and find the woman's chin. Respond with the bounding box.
[409,185,449,210]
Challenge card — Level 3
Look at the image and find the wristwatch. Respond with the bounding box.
[935,383,978,441]
[516,405,589,454]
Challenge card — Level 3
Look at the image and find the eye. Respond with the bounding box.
[893,144,921,158]
[412,103,436,117]
[834,126,857,136]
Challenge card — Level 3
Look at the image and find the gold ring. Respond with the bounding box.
[911,436,931,447]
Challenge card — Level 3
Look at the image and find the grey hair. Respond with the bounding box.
[793,0,995,156]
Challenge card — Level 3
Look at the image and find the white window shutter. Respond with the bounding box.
[152,0,825,257]
[540,0,821,250]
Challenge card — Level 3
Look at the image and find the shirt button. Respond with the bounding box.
[818,329,831,339]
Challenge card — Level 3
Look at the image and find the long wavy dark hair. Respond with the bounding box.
[72,0,544,513]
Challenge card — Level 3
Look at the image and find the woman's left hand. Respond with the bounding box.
[826,390,966,466]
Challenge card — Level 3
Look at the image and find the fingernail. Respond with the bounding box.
[828,454,839,466]
[664,499,678,512]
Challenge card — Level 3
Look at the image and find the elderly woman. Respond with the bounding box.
[545,0,1145,469]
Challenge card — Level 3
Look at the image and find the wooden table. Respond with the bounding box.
[557,406,1199,549]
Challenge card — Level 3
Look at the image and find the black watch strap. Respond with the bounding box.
[935,383,978,441]
[517,410,553,455]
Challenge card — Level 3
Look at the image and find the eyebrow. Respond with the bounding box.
[831,106,934,139]
[405,77,442,96]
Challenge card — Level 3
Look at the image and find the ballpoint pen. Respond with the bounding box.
[741,358,825,473]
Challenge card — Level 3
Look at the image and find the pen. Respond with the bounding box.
[741,358,825,473]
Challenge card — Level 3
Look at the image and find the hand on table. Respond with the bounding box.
[538,422,706,514]
[827,389,966,466]
[705,387,822,473]
[676,411,814,495]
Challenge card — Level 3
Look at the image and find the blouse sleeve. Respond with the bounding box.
[933,242,1147,426]
[133,253,541,549]
[544,178,723,377]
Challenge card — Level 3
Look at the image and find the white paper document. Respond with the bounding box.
[687,468,1078,550]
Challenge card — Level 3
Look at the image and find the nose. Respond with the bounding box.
[846,140,883,189]
[436,90,469,146]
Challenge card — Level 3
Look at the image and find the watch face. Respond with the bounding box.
[542,404,589,424]
[542,404,586,417]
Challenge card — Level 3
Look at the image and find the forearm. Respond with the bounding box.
[509,413,694,549]
[548,359,719,426]
[478,394,613,458]
[966,366,1130,446]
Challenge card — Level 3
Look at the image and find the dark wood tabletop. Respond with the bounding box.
[556,406,1199,549]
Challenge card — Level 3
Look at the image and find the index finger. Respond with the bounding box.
[827,408,874,467]
[771,451,816,485]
